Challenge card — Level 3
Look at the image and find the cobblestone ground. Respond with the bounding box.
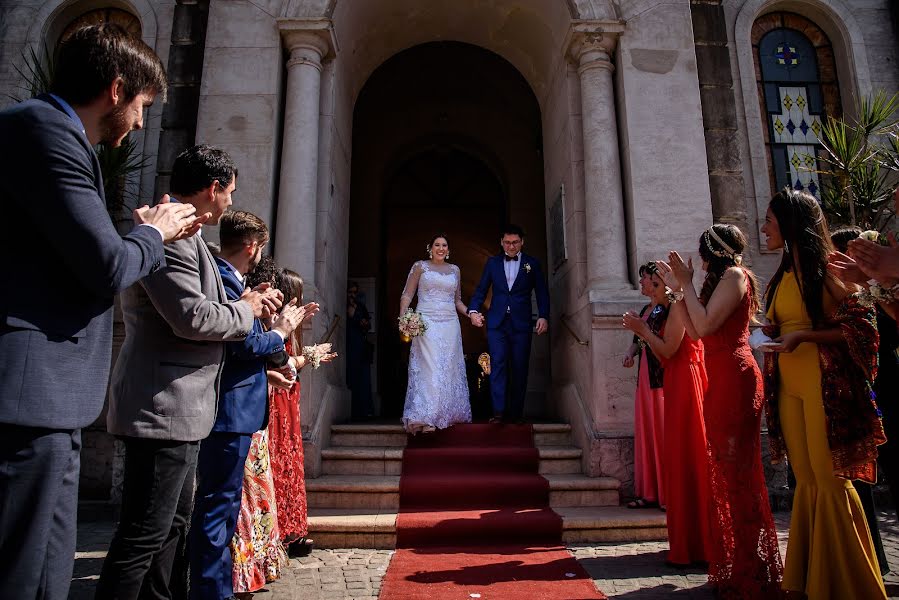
[71,509,899,599]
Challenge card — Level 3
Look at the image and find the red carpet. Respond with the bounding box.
[380,424,607,599]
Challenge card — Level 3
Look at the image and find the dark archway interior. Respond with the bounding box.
[348,41,547,419]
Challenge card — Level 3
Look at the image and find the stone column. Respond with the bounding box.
[572,31,630,294]
[275,26,332,285]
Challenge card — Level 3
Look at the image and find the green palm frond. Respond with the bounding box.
[97,136,150,213]
[9,44,54,102]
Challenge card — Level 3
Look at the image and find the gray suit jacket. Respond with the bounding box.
[0,95,165,429]
[107,235,254,441]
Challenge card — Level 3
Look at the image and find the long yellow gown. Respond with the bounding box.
[769,272,886,599]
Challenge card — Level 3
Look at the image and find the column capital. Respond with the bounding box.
[277,18,338,60]
[565,20,625,64]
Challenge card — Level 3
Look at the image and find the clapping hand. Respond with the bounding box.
[241,283,283,319]
[300,302,321,323]
[133,194,211,243]
[826,251,868,285]
[653,260,681,291]
[272,298,305,337]
[847,235,899,285]
[622,310,649,337]
[667,251,694,288]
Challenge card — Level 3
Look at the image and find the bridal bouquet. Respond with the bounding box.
[398,309,427,342]
[302,343,333,369]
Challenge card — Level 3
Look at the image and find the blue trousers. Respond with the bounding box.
[189,432,252,600]
[0,426,80,600]
[486,316,532,420]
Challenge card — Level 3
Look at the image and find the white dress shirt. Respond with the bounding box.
[504,253,521,289]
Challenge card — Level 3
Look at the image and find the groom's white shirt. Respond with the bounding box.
[504,252,521,289]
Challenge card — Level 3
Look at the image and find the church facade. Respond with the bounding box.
[2,0,896,498]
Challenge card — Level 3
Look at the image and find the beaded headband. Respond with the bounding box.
[704,227,743,265]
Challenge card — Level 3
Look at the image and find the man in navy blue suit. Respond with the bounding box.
[189,210,314,600]
[0,24,207,600]
[468,225,550,423]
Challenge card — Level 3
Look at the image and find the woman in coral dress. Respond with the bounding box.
[658,224,783,598]
[761,189,885,599]
[624,262,668,510]
[624,269,714,566]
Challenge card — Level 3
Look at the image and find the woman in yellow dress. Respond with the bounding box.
[761,188,886,599]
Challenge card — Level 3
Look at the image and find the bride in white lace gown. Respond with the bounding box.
[399,235,472,434]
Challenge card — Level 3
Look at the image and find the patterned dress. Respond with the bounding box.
[269,343,308,540]
[230,427,288,593]
[704,275,783,598]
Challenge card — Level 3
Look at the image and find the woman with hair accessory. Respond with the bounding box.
[399,234,472,434]
[656,224,783,598]
[623,262,668,510]
[623,263,713,566]
[759,188,886,599]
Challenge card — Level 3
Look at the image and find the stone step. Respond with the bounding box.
[328,423,573,447]
[307,506,666,549]
[306,474,620,510]
[319,445,582,476]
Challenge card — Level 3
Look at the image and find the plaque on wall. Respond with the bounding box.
[549,184,567,272]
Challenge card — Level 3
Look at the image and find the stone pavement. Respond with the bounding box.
[71,507,899,599]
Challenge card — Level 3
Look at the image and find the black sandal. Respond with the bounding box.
[626,498,659,509]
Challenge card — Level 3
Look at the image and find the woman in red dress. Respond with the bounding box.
[269,269,336,554]
[657,224,783,598]
[624,268,714,566]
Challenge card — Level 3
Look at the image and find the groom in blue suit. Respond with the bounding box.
[468,225,550,422]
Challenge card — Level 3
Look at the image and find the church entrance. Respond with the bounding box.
[347,41,548,419]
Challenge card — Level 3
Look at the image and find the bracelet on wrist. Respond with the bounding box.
[665,289,685,303]
[861,280,899,305]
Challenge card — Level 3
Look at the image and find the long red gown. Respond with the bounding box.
[661,331,715,565]
[268,340,308,540]
[704,278,783,598]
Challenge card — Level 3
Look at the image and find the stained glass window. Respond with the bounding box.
[752,13,841,199]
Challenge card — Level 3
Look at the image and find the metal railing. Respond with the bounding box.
[559,313,589,346]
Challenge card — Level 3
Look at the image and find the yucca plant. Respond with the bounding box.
[812,90,899,230]
[12,43,147,217]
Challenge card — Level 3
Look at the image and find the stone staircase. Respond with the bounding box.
[306,423,667,548]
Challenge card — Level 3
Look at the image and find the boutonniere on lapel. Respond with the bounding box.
[523,262,531,274]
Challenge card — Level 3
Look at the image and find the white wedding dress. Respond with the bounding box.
[400,260,471,432]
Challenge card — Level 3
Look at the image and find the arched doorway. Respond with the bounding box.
[347,41,549,419]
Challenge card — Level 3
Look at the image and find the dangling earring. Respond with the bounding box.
[428,250,433,259]
[783,240,790,253]
[445,251,450,260]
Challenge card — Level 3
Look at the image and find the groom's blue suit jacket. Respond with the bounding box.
[469,253,550,332]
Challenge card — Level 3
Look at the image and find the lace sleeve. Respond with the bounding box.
[453,264,468,316]
[399,261,423,315]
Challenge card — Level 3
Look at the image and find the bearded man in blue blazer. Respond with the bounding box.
[468,225,550,423]
[0,24,206,600]
[189,210,311,600]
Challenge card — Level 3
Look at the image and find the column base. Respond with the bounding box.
[588,287,643,314]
